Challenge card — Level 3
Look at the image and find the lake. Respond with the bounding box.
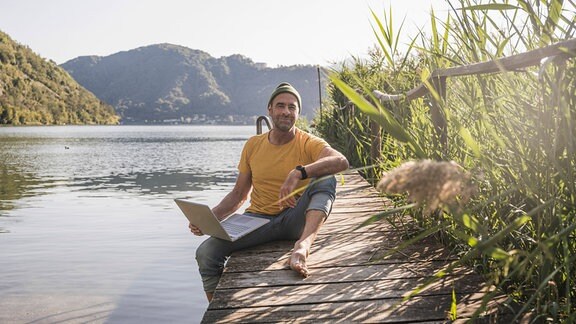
[0,125,256,323]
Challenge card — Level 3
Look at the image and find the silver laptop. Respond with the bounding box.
[174,199,270,242]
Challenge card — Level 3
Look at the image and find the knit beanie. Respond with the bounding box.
[267,82,302,112]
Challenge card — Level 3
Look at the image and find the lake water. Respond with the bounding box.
[0,125,255,324]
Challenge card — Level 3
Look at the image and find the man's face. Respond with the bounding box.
[268,92,299,132]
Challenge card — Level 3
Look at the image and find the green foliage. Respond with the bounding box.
[0,30,119,125]
[314,45,423,182]
[316,0,576,320]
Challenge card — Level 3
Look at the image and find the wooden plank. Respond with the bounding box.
[222,232,447,257]
[222,252,456,274]
[210,275,491,309]
[223,239,455,272]
[320,213,412,234]
[328,201,388,213]
[202,292,510,323]
[336,190,382,199]
[334,194,390,202]
[216,261,473,289]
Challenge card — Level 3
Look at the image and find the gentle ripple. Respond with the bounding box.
[0,125,255,323]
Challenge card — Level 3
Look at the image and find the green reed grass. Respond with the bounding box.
[315,0,576,321]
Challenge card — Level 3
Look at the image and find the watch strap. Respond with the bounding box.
[296,165,308,180]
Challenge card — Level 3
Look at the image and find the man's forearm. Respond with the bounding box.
[212,191,247,220]
[303,155,349,179]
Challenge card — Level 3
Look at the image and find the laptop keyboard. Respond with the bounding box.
[222,222,251,235]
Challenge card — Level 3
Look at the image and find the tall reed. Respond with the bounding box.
[316,0,576,321]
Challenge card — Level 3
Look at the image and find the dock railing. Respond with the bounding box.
[256,115,272,134]
[357,38,576,160]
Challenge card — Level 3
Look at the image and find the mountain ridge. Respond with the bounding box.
[61,43,326,123]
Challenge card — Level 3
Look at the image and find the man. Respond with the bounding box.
[190,82,349,301]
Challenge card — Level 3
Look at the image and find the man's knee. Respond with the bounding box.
[307,175,336,197]
[306,176,336,218]
[307,192,334,218]
[195,241,208,267]
[196,238,226,274]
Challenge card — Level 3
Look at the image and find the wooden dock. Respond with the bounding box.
[202,172,511,323]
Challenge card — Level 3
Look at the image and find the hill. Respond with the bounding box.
[61,44,325,124]
[0,31,119,125]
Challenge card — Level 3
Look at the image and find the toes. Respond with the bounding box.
[299,266,310,278]
[290,258,309,278]
[288,248,311,278]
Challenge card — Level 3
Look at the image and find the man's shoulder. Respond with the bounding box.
[295,128,328,145]
[244,132,268,148]
[247,132,268,142]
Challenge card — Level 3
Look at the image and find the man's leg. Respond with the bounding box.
[279,176,337,277]
[289,209,326,277]
[195,218,275,301]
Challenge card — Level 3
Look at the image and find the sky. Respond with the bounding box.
[0,0,452,67]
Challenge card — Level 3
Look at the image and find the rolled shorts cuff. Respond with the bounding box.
[305,191,334,218]
[201,274,221,293]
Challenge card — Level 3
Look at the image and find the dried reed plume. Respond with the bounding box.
[377,159,476,214]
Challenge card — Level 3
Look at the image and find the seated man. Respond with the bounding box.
[189,82,349,301]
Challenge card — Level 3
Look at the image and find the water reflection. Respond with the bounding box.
[69,169,238,196]
[0,125,252,208]
[0,159,41,211]
[0,153,57,234]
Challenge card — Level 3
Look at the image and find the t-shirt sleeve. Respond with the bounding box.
[238,139,252,174]
[306,133,330,161]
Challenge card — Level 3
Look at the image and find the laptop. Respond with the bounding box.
[174,199,270,242]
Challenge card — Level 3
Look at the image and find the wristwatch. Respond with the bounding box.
[295,165,308,180]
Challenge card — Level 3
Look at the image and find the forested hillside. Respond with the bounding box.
[62,44,325,123]
[0,31,119,125]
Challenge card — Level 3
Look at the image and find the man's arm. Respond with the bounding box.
[301,147,349,178]
[212,171,252,220]
[279,147,348,208]
[189,172,252,236]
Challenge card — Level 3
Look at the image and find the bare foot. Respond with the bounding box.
[288,246,310,278]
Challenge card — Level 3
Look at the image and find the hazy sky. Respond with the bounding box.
[0,0,452,67]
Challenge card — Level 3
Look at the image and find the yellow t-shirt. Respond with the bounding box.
[238,128,329,215]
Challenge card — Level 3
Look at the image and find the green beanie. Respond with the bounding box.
[268,82,302,112]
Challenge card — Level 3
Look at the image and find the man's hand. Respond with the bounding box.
[189,223,203,236]
[278,169,301,208]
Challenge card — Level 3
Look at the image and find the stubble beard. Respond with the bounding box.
[273,117,295,132]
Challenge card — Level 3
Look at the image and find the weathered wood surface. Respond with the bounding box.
[202,172,511,323]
